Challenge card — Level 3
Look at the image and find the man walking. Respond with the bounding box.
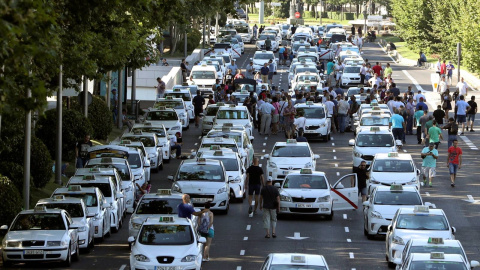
[75,134,92,168]
[353,161,368,202]
[389,108,405,143]
[427,120,443,149]
[246,61,254,79]
[156,77,166,99]
[193,90,205,128]
[414,108,424,144]
[245,158,265,215]
[456,77,469,97]
[421,143,438,187]
[455,95,470,135]
[259,177,280,238]
[259,100,274,135]
[260,63,269,83]
[442,117,459,148]
[268,59,275,85]
[467,96,477,132]
[447,139,462,187]
[337,96,349,133]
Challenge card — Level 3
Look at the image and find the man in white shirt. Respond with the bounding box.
[293,111,307,131]
[337,95,350,133]
[415,90,426,103]
[437,76,447,93]
[245,61,254,79]
[359,63,367,84]
[324,96,336,132]
[259,101,275,135]
[355,34,364,52]
[456,77,469,96]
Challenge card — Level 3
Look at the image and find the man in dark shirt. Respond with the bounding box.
[180,59,187,82]
[416,97,428,111]
[245,157,264,215]
[75,134,92,168]
[259,177,280,238]
[296,130,308,142]
[467,96,477,132]
[260,63,269,83]
[177,194,205,219]
[192,90,205,128]
[353,161,368,202]
[390,83,400,97]
[433,105,446,127]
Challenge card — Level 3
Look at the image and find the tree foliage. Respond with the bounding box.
[0,175,23,227]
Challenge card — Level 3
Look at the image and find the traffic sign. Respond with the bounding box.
[295,12,301,18]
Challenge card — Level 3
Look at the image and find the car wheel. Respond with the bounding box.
[62,246,72,267]
[3,260,12,267]
[322,135,328,142]
[388,261,396,268]
[325,210,334,220]
[72,240,80,261]
[229,190,236,203]
[164,157,170,164]
[112,217,119,233]
[88,234,95,250]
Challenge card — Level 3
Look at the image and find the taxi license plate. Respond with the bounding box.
[24,250,44,255]
[304,130,316,133]
[193,198,210,203]
[155,267,177,270]
[296,204,313,208]
[282,171,290,175]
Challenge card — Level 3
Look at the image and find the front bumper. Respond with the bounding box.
[366,216,392,235]
[130,256,201,270]
[78,230,89,248]
[3,247,69,263]
[190,193,228,210]
[388,243,405,262]
[341,78,361,87]
[267,168,302,186]
[302,127,328,139]
[279,201,332,215]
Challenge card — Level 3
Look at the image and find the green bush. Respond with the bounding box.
[36,108,93,161]
[0,161,25,192]
[345,13,355,20]
[30,136,53,188]
[86,96,113,140]
[0,175,23,226]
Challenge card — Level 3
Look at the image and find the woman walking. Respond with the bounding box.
[283,100,296,139]
[442,88,452,120]
[198,202,214,262]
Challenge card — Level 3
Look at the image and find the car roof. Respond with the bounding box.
[37,197,84,205]
[20,207,64,215]
[87,157,128,165]
[199,150,239,159]
[374,186,419,192]
[217,105,248,111]
[200,137,237,144]
[69,174,113,184]
[374,153,413,160]
[181,158,223,166]
[295,103,326,108]
[409,253,465,262]
[270,253,327,266]
[75,167,118,175]
[53,187,99,195]
[143,216,191,226]
[409,238,462,248]
[357,126,392,134]
[274,141,310,146]
[397,207,445,215]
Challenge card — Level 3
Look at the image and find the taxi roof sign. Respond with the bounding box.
[370,127,380,132]
[291,255,306,263]
[372,106,381,110]
[217,102,225,106]
[300,168,312,174]
[286,139,297,144]
[173,88,181,92]
[228,104,236,107]
[222,127,231,132]
[306,101,314,105]
[213,150,223,156]
[159,216,174,222]
[83,175,96,180]
[414,205,430,213]
[53,195,65,201]
[156,106,167,110]
[120,140,132,144]
[430,252,445,260]
[304,80,311,83]
[165,96,173,100]
[428,237,444,244]
[101,157,113,163]
[390,184,403,191]
[388,152,399,157]
[210,145,221,150]
[89,168,101,172]
[144,122,152,126]
[371,112,382,115]
[133,130,143,135]
[156,189,171,195]
[68,185,82,192]
[196,158,207,164]
[240,90,248,94]
[214,137,223,142]
[34,205,48,212]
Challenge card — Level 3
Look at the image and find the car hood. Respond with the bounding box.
[305,118,327,125]
[370,172,417,184]
[148,120,180,129]
[270,157,314,168]
[355,146,396,155]
[191,79,215,85]
[253,59,271,66]
[133,242,198,260]
[280,188,330,198]
[372,205,416,220]
[177,181,226,194]
[5,230,66,242]
[395,229,454,242]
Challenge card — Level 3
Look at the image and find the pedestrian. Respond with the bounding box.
[227,60,238,75]
[245,157,265,215]
[355,34,363,52]
[441,89,452,119]
[384,63,393,77]
[437,76,447,93]
[427,120,443,149]
[447,139,462,187]
[414,90,426,104]
[122,109,133,130]
[456,77,469,97]
[198,202,214,262]
[234,69,244,80]
[193,90,205,128]
[177,194,205,219]
[357,26,362,36]
[246,61,254,79]
[353,161,368,202]
[372,62,383,77]
[337,96,349,133]
[423,115,434,147]
[271,97,280,134]
[440,60,447,79]
[351,25,355,36]
[268,60,275,85]
[466,96,477,132]
[414,108,425,144]
[442,117,459,148]
[224,69,233,85]
[359,63,367,85]
[282,46,288,66]
[324,96,336,133]
[161,58,169,66]
[446,61,455,85]
[433,105,446,127]
[347,95,359,131]
[435,59,441,77]
[455,95,470,135]
[389,108,405,143]
[156,77,166,99]
[259,177,280,239]
[421,143,438,187]
[135,181,151,202]
[253,24,258,39]
[260,63,269,83]
[416,97,428,111]
[110,89,118,123]
[265,36,272,51]
[75,134,92,168]
[294,111,307,135]
[170,132,182,159]
[283,100,296,139]
[296,130,307,142]
[180,59,187,82]
[259,100,274,135]
[406,97,415,135]
[326,59,334,87]
[417,52,427,67]
[278,46,285,66]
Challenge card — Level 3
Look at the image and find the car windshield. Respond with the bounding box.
[283,175,328,189]
[295,67,317,74]
[373,191,422,205]
[127,154,142,169]
[200,143,238,152]
[344,66,361,73]
[282,25,289,30]
[205,63,221,72]
[207,133,242,147]
[146,111,178,121]
[360,117,390,126]
[56,193,98,207]
[254,53,274,60]
[206,106,220,116]
[75,183,112,197]
[372,160,414,172]
[356,134,394,147]
[136,198,182,214]
[138,224,193,245]
[11,213,66,231]
[298,56,317,62]
[208,59,224,68]
[297,75,319,82]
[156,101,184,110]
[122,136,156,147]
[296,107,326,118]
[214,158,239,171]
[234,94,248,103]
[85,164,131,180]
[395,214,449,230]
[347,89,361,95]
[236,27,249,33]
[177,164,225,181]
[258,34,275,40]
[409,261,467,270]
[272,146,311,157]
[409,246,464,259]
[217,110,249,119]
[191,71,216,79]
[132,127,166,137]
[294,36,308,42]
[165,93,191,101]
[269,266,327,270]
[39,203,84,218]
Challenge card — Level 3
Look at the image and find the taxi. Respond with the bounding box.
[291,40,310,56]
[397,252,473,270]
[294,101,331,141]
[288,61,316,87]
[128,189,185,238]
[143,106,183,137]
[109,141,152,182]
[363,185,426,239]
[198,137,240,157]
[172,83,199,97]
[395,238,480,268]
[252,50,277,73]
[198,60,225,84]
[297,45,319,55]
[128,216,205,270]
[368,152,421,194]
[277,169,358,219]
[131,122,171,163]
[264,139,320,186]
[340,63,362,88]
[255,33,279,51]
[261,253,330,270]
[292,80,323,94]
[202,102,224,135]
[68,175,124,233]
[232,90,258,104]
[386,206,456,267]
[213,104,253,137]
[169,158,231,214]
[198,150,246,203]
[164,88,195,121]
[52,186,111,240]
[354,111,391,135]
[155,97,189,130]
[121,131,163,172]
[36,196,94,251]
[336,49,362,63]
[349,127,398,170]
[206,125,254,168]
[297,51,319,63]
[291,71,322,91]
[188,63,217,97]
[1,206,80,267]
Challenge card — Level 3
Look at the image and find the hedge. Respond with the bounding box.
[0,175,23,227]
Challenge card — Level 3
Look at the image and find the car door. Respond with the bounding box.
[65,213,77,250]
[331,173,358,210]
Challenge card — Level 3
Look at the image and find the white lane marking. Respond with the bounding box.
[403,149,407,152]
[246,225,251,230]
[191,149,195,152]
[263,143,266,146]
[345,227,349,232]
[463,195,480,203]
[425,192,430,196]
[262,149,266,152]
[332,143,335,146]
[377,43,397,62]
[333,149,336,152]
[261,156,264,159]
[265,136,268,140]
[347,239,352,243]
[237,267,242,270]
[198,136,201,139]
[336,172,340,176]
[402,70,424,91]
[343,214,347,219]
[349,252,354,259]
[240,250,245,256]
[286,232,309,240]
[460,135,479,150]
[194,143,198,146]
[331,137,334,140]
[119,265,126,270]
[243,237,248,240]
[334,156,337,159]
[335,164,338,167]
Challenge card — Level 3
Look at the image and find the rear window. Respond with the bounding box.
[272,146,311,157]
[373,191,422,205]
[136,198,182,214]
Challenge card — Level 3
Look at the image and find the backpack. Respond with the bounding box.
[198,213,210,234]
[450,123,458,134]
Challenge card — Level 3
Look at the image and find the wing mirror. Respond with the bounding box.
[228,176,234,182]
[198,237,207,244]
[451,227,456,235]
[362,201,369,207]
[128,236,136,243]
[264,154,270,159]
[348,139,355,146]
[393,258,402,265]
[470,261,480,268]
[274,183,281,188]
[313,154,320,159]
[116,192,124,199]
[168,175,174,181]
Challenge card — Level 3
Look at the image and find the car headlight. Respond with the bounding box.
[134,254,151,262]
[148,153,156,159]
[171,126,180,130]
[316,195,330,202]
[392,236,404,245]
[5,241,21,248]
[407,177,417,184]
[230,176,242,183]
[217,186,227,194]
[77,226,87,232]
[268,161,277,168]
[245,123,252,128]
[172,183,182,193]
[280,195,291,202]
[181,255,197,262]
[370,211,383,219]
[304,162,313,168]
[353,150,362,158]
[46,241,61,247]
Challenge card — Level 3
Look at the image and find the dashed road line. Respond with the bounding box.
[459,135,479,150]
[425,192,430,196]
[265,136,268,140]
[335,164,338,167]
[237,267,242,270]
[261,156,264,159]
[262,149,266,152]
[332,143,335,146]
[334,156,337,159]
[347,239,352,243]
[402,70,424,91]
[333,149,336,152]
[336,172,340,176]
[349,252,354,259]
[343,214,347,219]
[194,143,198,146]
[263,142,266,146]
[344,227,349,232]
[240,250,245,256]
[243,237,248,240]
[119,265,126,270]
[198,136,202,139]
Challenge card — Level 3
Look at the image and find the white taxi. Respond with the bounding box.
[1,206,79,267]
[206,126,254,168]
[397,252,472,270]
[291,71,322,91]
[386,206,456,267]
[128,216,205,270]
[131,122,171,163]
[294,101,331,141]
[107,141,152,183]
[213,104,253,137]
[340,64,362,88]
[363,185,425,239]
[252,50,277,73]
[354,111,391,135]
[36,196,94,251]
[164,88,195,121]
[368,152,421,194]
[188,64,217,97]
[264,139,320,186]
[261,253,330,270]
[395,238,480,268]
[297,51,319,63]
[349,127,398,169]
[277,169,358,219]
[202,103,224,135]
[198,150,246,203]
[170,158,231,214]
[144,107,183,137]
[155,97,189,130]
[52,186,111,240]
[121,131,163,172]
[288,63,317,88]
[256,33,279,51]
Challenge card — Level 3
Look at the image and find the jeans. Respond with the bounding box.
[406,115,414,134]
[392,128,404,142]
[417,126,422,143]
[76,157,87,168]
[338,114,347,132]
[171,144,181,157]
[448,134,457,148]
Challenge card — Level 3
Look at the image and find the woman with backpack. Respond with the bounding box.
[198,202,214,262]
[441,88,453,120]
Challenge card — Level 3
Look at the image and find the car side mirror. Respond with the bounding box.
[0,225,8,230]
[228,176,234,182]
[362,201,369,207]
[416,169,421,176]
[168,175,174,181]
[348,139,355,146]
[387,225,392,232]
[69,225,79,230]
[393,258,402,265]
[451,227,456,234]
[264,154,270,159]
[313,154,320,159]
[198,237,207,244]
[128,236,136,243]
[144,159,151,167]
[470,261,480,268]
[127,207,135,214]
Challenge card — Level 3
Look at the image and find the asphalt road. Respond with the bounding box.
[5,41,480,270]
